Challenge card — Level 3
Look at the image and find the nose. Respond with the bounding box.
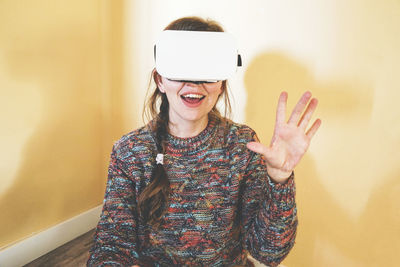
[188,81,204,85]
[180,80,204,85]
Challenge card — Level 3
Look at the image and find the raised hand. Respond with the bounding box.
[246,91,321,183]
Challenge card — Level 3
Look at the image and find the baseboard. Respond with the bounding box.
[0,205,102,267]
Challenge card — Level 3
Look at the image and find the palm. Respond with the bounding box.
[267,123,310,172]
[247,91,321,183]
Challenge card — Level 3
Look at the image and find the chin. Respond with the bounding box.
[183,115,204,122]
[181,113,207,122]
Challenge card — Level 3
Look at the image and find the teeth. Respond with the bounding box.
[183,94,204,99]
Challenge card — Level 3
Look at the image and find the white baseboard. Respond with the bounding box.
[0,205,102,267]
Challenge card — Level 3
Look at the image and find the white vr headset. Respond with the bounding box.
[154,30,242,83]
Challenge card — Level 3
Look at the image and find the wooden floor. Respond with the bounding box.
[24,229,95,267]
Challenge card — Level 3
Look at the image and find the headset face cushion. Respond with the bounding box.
[155,30,239,82]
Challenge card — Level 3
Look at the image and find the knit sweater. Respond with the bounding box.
[87,115,297,267]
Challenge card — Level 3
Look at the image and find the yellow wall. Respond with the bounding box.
[0,0,129,248]
[243,1,400,266]
[1,1,399,266]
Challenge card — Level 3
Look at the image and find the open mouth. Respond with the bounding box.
[181,93,205,104]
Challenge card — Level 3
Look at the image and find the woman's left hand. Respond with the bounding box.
[247,91,321,184]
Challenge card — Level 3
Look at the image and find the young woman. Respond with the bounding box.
[88,17,321,267]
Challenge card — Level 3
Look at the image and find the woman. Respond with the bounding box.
[88,16,321,267]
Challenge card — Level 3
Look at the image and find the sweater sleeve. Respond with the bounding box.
[241,149,297,267]
[87,143,141,267]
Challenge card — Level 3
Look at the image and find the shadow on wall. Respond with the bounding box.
[0,1,126,248]
[243,52,400,266]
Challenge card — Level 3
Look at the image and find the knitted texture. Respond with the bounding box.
[87,115,297,266]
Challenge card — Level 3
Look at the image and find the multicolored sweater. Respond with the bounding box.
[87,115,297,267]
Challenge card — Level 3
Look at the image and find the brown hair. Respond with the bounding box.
[139,17,232,229]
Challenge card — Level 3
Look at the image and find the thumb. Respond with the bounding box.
[246,142,271,157]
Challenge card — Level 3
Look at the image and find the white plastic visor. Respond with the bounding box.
[154,30,241,82]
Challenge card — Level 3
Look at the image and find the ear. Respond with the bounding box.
[154,72,166,93]
[158,82,166,94]
[218,80,225,95]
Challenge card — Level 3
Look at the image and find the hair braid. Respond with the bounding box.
[155,94,169,153]
[139,94,171,228]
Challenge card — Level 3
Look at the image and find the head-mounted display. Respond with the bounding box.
[154,30,242,83]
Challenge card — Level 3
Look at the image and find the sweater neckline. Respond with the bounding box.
[166,114,219,153]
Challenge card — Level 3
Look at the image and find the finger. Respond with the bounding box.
[247,142,271,157]
[306,119,322,139]
[275,91,288,125]
[287,91,312,125]
[298,98,318,131]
